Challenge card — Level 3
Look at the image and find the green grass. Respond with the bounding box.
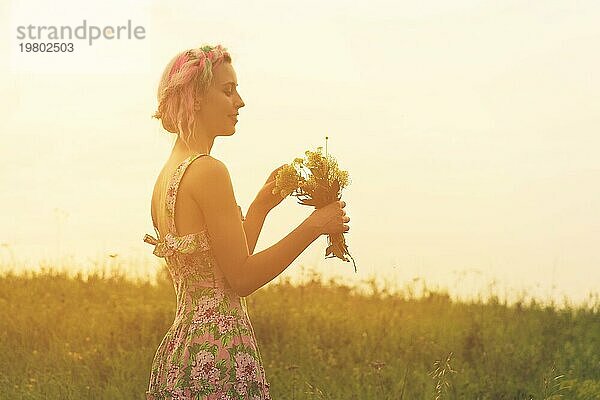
[0,264,598,399]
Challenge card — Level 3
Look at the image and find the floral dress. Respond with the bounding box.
[143,153,271,400]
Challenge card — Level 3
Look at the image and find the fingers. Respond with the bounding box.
[321,200,350,235]
[325,218,350,234]
[339,215,350,233]
[341,220,350,232]
[336,200,350,222]
[332,200,346,213]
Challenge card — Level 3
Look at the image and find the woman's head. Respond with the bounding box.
[153,44,244,150]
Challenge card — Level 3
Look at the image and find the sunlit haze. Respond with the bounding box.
[1,0,599,305]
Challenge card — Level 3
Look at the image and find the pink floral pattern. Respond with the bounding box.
[144,154,271,399]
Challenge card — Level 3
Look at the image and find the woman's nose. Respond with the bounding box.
[236,93,245,108]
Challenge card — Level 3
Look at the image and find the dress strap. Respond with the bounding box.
[165,153,210,236]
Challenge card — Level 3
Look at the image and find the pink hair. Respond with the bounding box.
[152,45,231,149]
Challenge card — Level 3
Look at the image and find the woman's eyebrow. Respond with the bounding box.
[222,81,238,86]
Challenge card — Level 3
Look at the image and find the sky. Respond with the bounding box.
[1,0,599,305]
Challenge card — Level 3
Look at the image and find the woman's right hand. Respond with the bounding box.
[307,200,350,236]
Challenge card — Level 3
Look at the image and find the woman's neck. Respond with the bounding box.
[172,135,214,159]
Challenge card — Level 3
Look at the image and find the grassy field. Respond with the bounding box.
[0,264,599,400]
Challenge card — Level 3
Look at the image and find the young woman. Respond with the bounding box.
[143,44,350,399]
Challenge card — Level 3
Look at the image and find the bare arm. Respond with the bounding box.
[242,202,268,255]
[188,156,322,297]
[239,217,319,296]
[242,164,288,254]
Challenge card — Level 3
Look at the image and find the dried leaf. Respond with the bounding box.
[325,245,334,256]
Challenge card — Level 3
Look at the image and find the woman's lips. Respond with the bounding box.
[229,115,238,123]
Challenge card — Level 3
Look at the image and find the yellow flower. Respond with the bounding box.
[304,148,327,174]
[272,164,301,198]
[333,169,350,189]
[300,175,318,194]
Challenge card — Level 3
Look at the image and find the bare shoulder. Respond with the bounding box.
[183,155,235,206]
[185,154,230,181]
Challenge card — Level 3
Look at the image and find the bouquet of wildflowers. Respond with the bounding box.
[272,145,357,272]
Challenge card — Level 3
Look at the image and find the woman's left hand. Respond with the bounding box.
[253,164,287,214]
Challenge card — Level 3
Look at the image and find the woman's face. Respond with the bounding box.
[195,62,245,136]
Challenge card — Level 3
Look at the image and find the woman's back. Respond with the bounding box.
[151,154,208,240]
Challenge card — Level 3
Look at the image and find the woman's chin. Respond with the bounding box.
[221,128,235,136]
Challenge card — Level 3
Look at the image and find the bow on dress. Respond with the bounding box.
[143,232,204,258]
[144,206,243,258]
[143,233,177,258]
